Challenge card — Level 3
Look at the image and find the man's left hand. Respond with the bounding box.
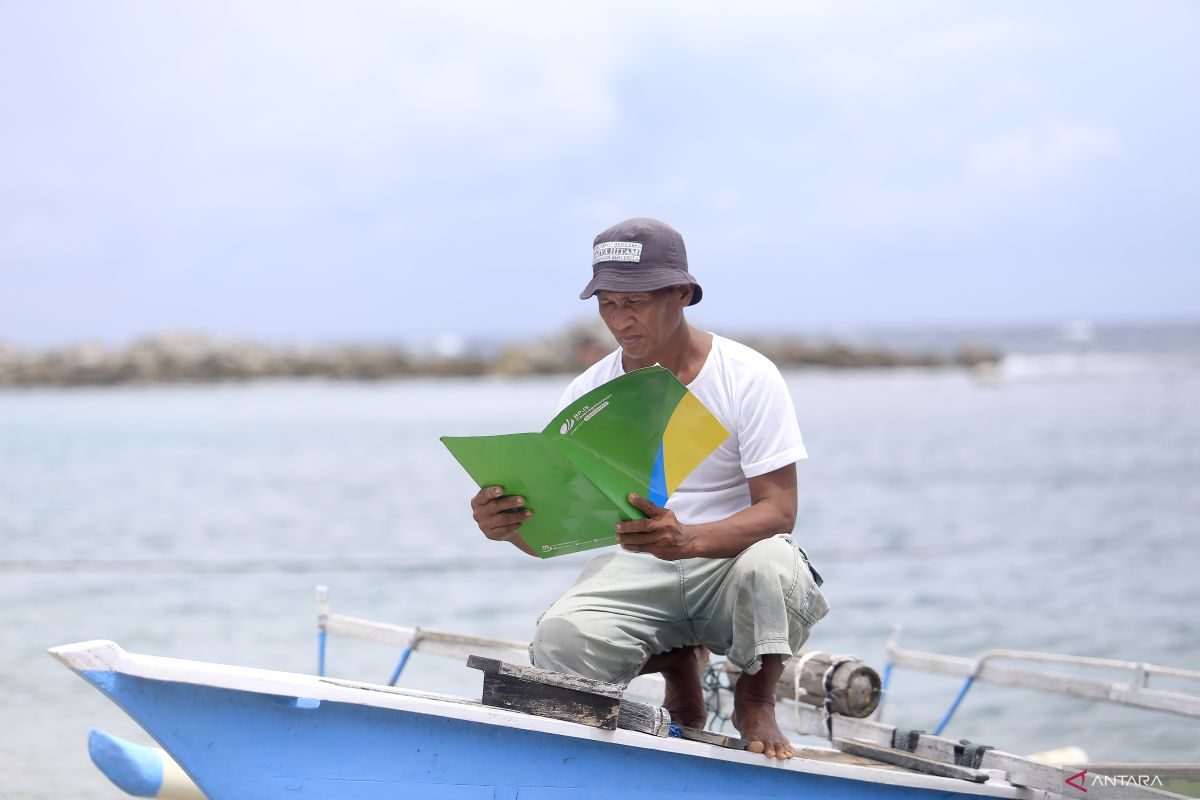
[616,493,698,561]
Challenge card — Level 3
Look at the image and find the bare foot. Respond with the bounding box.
[731,655,793,759]
[640,644,708,729]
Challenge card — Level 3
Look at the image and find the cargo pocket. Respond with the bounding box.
[783,539,830,629]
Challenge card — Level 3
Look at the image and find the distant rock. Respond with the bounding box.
[0,325,1001,387]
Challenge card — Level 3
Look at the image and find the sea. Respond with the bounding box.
[2,322,1198,798]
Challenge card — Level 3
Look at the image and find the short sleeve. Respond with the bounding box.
[735,361,807,478]
[553,350,621,414]
[555,380,582,415]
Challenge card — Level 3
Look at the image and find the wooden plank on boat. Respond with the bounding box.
[677,726,750,751]
[466,656,624,699]
[468,655,622,730]
[479,671,620,729]
[834,738,989,783]
[793,706,1188,800]
[795,707,1056,789]
[616,698,672,737]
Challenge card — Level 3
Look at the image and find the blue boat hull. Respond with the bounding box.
[82,667,978,800]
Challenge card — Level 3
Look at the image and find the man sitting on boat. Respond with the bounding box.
[470,217,828,760]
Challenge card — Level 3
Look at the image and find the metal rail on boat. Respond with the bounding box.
[877,627,1200,734]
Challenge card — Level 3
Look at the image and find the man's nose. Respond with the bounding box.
[611,308,636,329]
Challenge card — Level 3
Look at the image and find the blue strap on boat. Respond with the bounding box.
[891,727,924,752]
[934,675,976,735]
[668,722,684,738]
[317,629,327,677]
[387,627,423,686]
[877,660,893,720]
[954,739,994,769]
[387,649,413,686]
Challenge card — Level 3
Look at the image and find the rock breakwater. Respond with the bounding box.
[0,325,999,387]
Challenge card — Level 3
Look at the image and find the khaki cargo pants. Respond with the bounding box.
[530,534,829,685]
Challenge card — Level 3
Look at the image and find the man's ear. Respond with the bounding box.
[677,284,693,307]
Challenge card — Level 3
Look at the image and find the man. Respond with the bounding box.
[470,217,827,759]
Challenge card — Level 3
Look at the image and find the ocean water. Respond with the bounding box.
[2,337,1199,798]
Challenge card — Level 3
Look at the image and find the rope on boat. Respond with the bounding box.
[954,740,994,769]
[791,650,825,735]
[892,727,925,752]
[702,660,736,730]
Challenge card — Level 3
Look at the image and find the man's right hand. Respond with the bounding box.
[470,486,535,555]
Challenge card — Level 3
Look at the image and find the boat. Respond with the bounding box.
[54,586,1199,800]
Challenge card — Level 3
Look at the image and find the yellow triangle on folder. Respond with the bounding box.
[662,392,730,494]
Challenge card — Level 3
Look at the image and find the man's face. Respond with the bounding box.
[596,287,690,360]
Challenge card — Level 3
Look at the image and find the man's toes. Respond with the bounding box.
[747,740,765,754]
[764,745,776,758]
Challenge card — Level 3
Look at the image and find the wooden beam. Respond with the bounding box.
[791,706,1187,800]
[478,671,620,730]
[834,738,988,783]
[468,655,625,731]
[466,656,624,699]
[676,726,749,751]
[616,698,672,737]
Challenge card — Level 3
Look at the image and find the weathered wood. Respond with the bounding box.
[834,738,989,783]
[468,655,625,730]
[725,651,881,718]
[792,706,1186,800]
[466,655,624,699]
[479,672,620,729]
[676,726,750,751]
[616,698,672,737]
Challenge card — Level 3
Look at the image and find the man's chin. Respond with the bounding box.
[617,337,651,358]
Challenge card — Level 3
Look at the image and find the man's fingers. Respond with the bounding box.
[615,517,654,534]
[472,490,525,519]
[486,520,526,541]
[472,485,504,509]
[627,492,661,516]
[484,508,532,528]
[616,530,662,547]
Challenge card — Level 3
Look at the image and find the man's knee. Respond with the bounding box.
[729,536,796,594]
[728,535,828,627]
[530,616,591,675]
[529,614,645,684]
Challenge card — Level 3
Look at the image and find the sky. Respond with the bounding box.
[1,1,1198,347]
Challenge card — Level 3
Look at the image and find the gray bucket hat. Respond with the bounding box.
[579,217,703,306]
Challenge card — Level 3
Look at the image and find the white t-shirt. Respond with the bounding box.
[556,333,807,526]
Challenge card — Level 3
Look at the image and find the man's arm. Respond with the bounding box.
[615,462,797,560]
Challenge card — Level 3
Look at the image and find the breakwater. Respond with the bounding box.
[0,324,1000,387]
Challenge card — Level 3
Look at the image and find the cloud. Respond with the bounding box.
[0,1,1195,342]
[968,121,1122,186]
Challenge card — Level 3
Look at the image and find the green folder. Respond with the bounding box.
[441,366,730,557]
